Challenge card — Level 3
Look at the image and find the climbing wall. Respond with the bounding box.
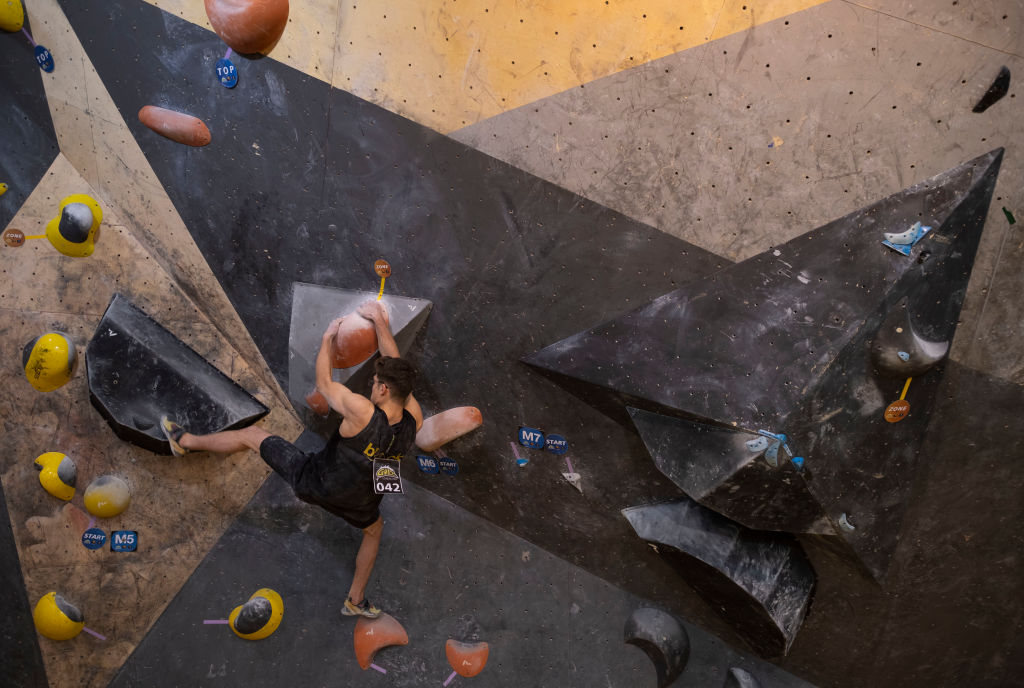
[1,0,1022,687]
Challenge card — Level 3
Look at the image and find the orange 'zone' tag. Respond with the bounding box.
[374,259,391,277]
[884,400,910,423]
[3,228,25,247]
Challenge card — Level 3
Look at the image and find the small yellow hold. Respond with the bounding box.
[33,592,84,641]
[34,452,77,501]
[0,0,24,32]
[0,182,9,196]
[45,194,103,257]
[229,588,284,640]
[23,332,76,392]
[83,475,131,518]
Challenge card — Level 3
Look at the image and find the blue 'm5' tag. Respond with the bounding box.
[82,528,106,550]
[215,57,238,88]
[518,426,545,449]
[545,434,568,454]
[111,531,138,552]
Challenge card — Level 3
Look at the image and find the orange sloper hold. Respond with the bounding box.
[415,407,483,452]
[353,613,409,670]
[305,388,330,416]
[446,639,489,678]
[332,313,378,369]
[205,0,289,55]
[138,106,211,147]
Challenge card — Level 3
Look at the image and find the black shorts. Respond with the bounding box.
[259,436,382,530]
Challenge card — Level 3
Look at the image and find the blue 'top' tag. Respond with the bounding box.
[82,528,106,550]
[111,531,138,552]
[518,426,545,449]
[215,57,238,88]
[438,457,459,475]
[35,45,55,73]
[416,455,440,474]
[545,434,568,454]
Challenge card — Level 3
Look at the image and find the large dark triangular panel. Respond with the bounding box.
[526,150,1000,432]
[0,13,60,228]
[530,150,1003,581]
[86,294,269,454]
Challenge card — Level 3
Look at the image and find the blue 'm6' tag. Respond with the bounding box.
[111,531,138,552]
[518,426,545,449]
[82,528,106,550]
[215,57,238,88]
[416,455,440,474]
[35,45,55,73]
[545,434,568,454]
[438,457,459,475]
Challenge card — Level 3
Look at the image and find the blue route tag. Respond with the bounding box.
[438,457,459,475]
[215,57,238,88]
[416,455,440,474]
[35,45,55,73]
[518,426,545,449]
[110,531,138,552]
[545,434,568,454]
[82,528,106,550]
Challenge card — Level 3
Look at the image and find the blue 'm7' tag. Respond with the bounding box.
[518,426,545,449]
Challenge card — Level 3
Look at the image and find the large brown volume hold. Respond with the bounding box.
[205,0,289,55]
[138,106,211,147]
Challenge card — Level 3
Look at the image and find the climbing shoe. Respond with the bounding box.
[342,597,381,619]
[160,416,188,457]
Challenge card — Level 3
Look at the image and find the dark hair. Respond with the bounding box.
[374,356,417,400]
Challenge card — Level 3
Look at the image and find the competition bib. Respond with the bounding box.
[372,459,403,495]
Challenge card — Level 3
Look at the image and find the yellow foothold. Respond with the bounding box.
[33,592,84,641]
[23,332,76,392]
[34,452,77,501]
[45,194,103,257]
[0,0,24,32]
[0,182,8,196]
[83,475,131,518]
[229,588,284,640]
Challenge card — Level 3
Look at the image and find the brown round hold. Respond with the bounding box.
[3,228,25,247]
[205,0,289,55]
[884,399,910,423]
[138,106,212,147]
[305,389,329,416]
[332,313,378,369]
[374,259,391,278]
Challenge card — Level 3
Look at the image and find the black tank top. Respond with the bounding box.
[302,407,417,502]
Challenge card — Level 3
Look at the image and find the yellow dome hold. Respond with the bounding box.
[45,194,103,257]
[0,0,24,32]
[33,592,84,641]
[34,452,77,501]
[23,332,76,392]
[229,588,284,640]
[83,475,131,518]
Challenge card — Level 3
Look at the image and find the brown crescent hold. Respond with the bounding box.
[353,613,409,670]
